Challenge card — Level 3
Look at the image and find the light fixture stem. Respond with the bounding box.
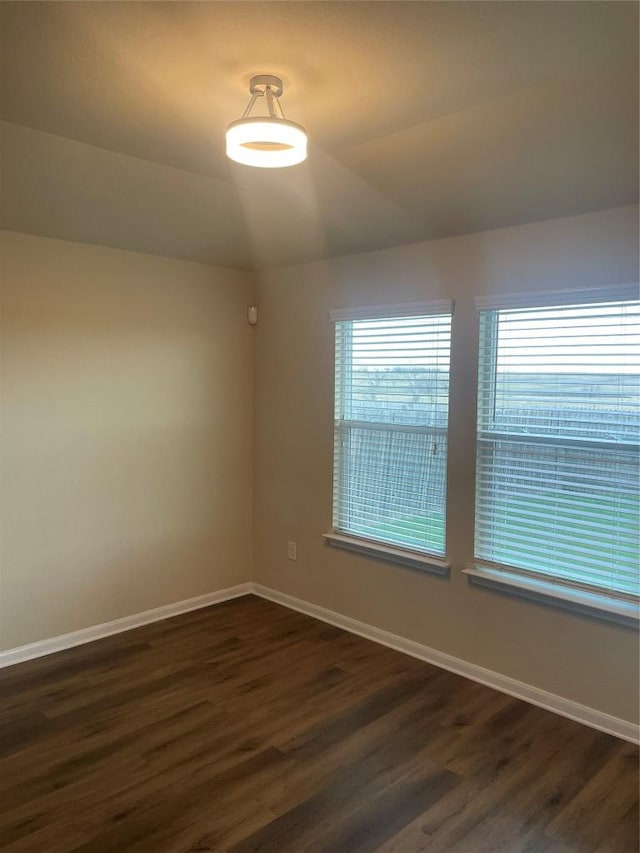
[265,86,277,119]
[241,92,259,120]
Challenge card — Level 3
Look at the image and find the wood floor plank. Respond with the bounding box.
[0,595,637,853]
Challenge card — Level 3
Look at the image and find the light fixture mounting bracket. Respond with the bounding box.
[249,75,283,97]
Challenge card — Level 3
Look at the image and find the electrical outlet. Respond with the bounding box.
[287,541,297,561]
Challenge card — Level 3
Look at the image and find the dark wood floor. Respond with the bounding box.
[0,595,638,853]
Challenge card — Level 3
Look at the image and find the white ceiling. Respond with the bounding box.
[1,1,638,270]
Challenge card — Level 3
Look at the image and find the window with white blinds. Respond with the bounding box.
[332,303,452,558]
[475,291,640,599]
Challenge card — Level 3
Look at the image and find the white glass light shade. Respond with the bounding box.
[226,118,307,168]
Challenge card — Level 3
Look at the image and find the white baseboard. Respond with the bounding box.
[0,583,252,668]
[1,579,637,745]
[252,583,640,745]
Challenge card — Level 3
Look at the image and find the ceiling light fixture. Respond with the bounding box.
[226,75,307,168]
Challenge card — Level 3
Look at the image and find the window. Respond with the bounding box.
[475,289,639,601]
[329,302,452,566]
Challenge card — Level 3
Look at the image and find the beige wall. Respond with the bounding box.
[253,204,640,724]
[0,231,254,649]
[1,207,637,724]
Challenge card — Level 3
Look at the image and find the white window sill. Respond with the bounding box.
[323,532,450,576]
[464,565,639,628]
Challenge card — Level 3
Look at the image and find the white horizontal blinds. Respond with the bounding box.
[333,308,452,556]
[475,297,640,598]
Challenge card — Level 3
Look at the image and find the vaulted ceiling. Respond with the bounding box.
[1,1,638,270]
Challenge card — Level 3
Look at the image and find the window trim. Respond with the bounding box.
[330,300,453,562]
[464,564,639,628]
[330,300,453,322]
[474,289,640,606]
[324,532,450,575]
[475,283,639,311]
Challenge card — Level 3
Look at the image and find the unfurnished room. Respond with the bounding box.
[0,2,639,851]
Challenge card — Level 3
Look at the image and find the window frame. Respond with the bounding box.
[326,301,453,575]
[471,285,640,625]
